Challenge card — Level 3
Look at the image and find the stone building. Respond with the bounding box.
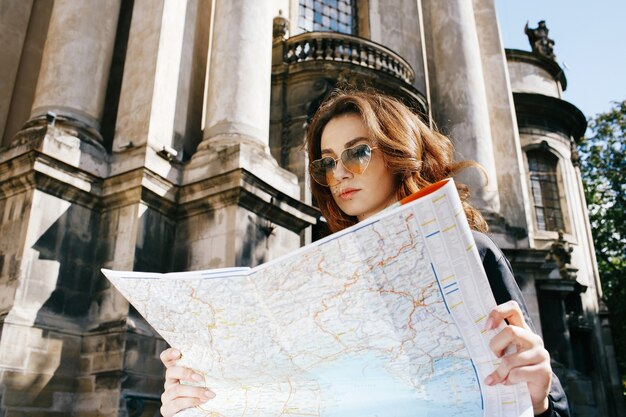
[0,0,622,416]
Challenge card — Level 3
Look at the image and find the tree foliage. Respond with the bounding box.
[578,100,626,388]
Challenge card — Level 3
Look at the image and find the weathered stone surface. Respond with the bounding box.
[375,0,426,92]
[75,376,95,393]
[203,1,274,148]
[94,371,122,391]
[30,0,122,132]
[5,412,69,417]
[0,0,33,144]
[91,351,123,373]
[423,0,500,214]
[1,370,55,407]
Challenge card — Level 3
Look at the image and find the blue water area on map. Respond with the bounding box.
[312,351,482,417]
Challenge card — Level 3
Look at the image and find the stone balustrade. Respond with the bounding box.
[282,32,415,85]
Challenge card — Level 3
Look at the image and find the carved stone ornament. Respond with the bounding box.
[273,10,289,40]
[545,230,577,280]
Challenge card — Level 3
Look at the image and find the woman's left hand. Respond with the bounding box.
[484,300,552,415]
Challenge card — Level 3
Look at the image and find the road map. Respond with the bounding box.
[103,179,533,417]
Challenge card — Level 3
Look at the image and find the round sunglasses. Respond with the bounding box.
[310,143,378,187]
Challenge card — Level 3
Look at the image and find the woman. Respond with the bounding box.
[159,91,569,416]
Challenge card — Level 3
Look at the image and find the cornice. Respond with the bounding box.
[512,92,587,141]
[505,48,567,91]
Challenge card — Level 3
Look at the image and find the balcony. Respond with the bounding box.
[272,32,426,116]
[281,31,415,85]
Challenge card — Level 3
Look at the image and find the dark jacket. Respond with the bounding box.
[474,231,570,417]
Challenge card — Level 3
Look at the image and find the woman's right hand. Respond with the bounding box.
[160,348,216,417]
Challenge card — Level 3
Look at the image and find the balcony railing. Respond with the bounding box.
[282,32,415,85]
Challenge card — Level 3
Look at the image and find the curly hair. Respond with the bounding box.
[306,90,489,234]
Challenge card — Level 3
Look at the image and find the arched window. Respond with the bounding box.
[527,149,565,232]
[298,0,357,34]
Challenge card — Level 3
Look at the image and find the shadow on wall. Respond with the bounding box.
[32,204,100,320]
[236,214,277,267]
[23,202,167,415]
[0,203,99,412]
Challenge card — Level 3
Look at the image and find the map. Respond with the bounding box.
[103,179,533,417]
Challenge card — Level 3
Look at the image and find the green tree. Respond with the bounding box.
[578,100,626,392]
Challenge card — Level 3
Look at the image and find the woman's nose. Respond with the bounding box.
[332,159,352,182]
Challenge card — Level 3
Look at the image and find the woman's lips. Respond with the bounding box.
[339,188,359,199]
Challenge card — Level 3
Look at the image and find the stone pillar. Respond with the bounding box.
[0,3,124,415]
[29,0,121,144]
[201,0,274,150]
[182,0,316,270]
[472,0,530,233]
[423,0,499,214]
[0,182,104,414]
[114,0,196,156]
[371,0,428,98]
[0,0,34,144]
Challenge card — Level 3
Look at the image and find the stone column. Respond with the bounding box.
[29,0,121,144]
[0,0,34,144]
[424,0,500,214]
[180,0,315,271]
[372,0,428,98]
[472,0,530,231]
[114,0,196,156]
[201,0,274,150]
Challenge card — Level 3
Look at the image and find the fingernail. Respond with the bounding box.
[484,317,494,331]
[204,389,215,399]
[485,375,494,385]
[192,373,203,382]
[171,349,181,358]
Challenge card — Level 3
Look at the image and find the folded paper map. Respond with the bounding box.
[102,178,533,417]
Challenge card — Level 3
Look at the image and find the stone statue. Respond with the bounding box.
[273,10,289,40]
[524,20,556,60]
[546,230,575,280]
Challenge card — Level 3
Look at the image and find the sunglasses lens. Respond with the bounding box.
[342,144,372,174]
[311,157,336,186]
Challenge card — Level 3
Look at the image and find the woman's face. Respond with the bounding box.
[319,114,398,221]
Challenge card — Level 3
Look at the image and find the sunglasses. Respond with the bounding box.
[310,143,378,187]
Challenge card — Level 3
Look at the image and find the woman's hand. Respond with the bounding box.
[160,348,215,417]
[484,301,552,415]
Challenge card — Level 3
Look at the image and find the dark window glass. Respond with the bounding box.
[298,0,357,34]
[527,150,565,231]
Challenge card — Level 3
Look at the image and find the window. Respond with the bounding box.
[298,0,357,34]
[527,149,565,232]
